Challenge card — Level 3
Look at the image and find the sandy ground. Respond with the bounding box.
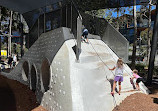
[0,74,39,111]
[32,106,47,111]
[113,88,158,111]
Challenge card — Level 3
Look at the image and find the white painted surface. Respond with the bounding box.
[42,39,149,111]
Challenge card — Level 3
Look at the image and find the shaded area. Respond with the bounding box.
[147,78,158,94]
[2,68,12,73]
[0,75,16,111]
[31,65,37,92]
[0,74,39,111]
[153,98,158,104]
[41,58,50,92]
[107,78,118,93]
[76,0,149,11]
[22,61,29,78]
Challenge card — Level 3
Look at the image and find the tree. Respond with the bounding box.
[0,6,27,57]
[131,0,137,69]
[147,0,152,65]
[147,3,158,85]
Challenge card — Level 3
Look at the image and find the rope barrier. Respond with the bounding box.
[78,37,146,107]
[99,40,145,93]
[87,40,119,107]
[87,39,145,106]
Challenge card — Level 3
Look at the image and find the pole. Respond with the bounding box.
[147,0,152,65]
[0,7,1,58]
[76,17,82,61]
[44,12,46,33]
[117,7,119,31]
[71,2,73,32]
[20,14,24,57]
[66,5,68,27]
[131,0,137,69]
[147,3,158,85]
[38,18,39,38]
[8,10,13,57]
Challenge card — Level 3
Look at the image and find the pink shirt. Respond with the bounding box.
[133,73,140,79]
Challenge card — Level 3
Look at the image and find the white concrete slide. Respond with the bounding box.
[41,39,149,111]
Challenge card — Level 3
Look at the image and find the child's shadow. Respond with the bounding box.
[109,79,118,93]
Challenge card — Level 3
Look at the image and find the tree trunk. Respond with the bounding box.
[117,8,119,30]
[131,0,137,69]
[146,0,152,65]
[147,3,158,85]
[0,7,1,58]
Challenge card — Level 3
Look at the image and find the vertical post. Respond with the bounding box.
[147,0,152,65]
[8,10,13,57]
[0,7,1,58]
[66,5,68,27]
[71,2,73,32]
[117,7,119,31]
[20,14,24,57]
[76,17,82,61]
[38,18,39,38]
[59,2,62,27]
[131,0,137,69]
[44,12,46,33]
[147,3,158,85]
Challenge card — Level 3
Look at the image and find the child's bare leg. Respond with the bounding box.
[136,83,140,90]
[86,38,88,42]
[112,81,117,94]
[118,82,121,95]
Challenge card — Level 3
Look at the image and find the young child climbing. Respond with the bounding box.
[109,58,124,96]
[131,69,143,90]
[81,27,89,43]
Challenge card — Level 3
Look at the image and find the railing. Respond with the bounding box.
[81,13,129,63]
[27,1,82,60]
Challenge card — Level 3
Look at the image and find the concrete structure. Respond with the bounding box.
[1,27,149,111]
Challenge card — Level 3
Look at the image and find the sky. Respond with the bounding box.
[108,5,156,18]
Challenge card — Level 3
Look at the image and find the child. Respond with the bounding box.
[81,27,89,43]
[109,58,124,95]
[1,63,5,71]
[13,54,17,68]
[131,69,143,90]
[7,55,13,68]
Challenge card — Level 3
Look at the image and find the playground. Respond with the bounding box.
[0,0,157,111]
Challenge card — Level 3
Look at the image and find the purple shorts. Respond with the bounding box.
[114,76,123,82]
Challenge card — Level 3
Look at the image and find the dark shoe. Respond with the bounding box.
[111,92,114,96]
